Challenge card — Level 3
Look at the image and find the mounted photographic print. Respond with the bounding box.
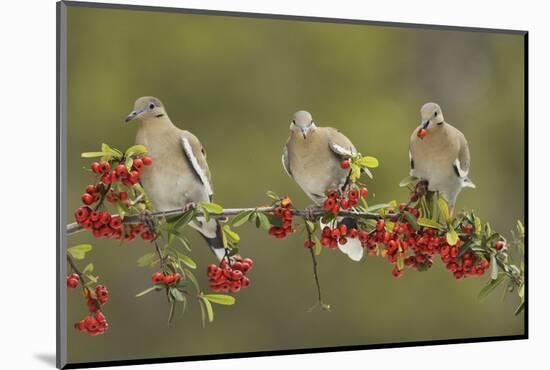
[57,1,527,368]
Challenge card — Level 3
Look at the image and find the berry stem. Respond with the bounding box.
[304,219,323,305]
[66,254,87,284]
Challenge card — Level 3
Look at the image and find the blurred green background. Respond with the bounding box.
[65,5,525,365]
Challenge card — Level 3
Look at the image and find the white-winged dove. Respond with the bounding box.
[125,96,225,260]
[409,102,475,216]
[282,110,364,261]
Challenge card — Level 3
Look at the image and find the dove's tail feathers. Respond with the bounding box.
[463,178,476,189]
[337,217,364,262]
[194,218,226,261]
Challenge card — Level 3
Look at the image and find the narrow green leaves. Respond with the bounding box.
[231,210,253,227]
[202,294,235,305]
[417,217,441,229]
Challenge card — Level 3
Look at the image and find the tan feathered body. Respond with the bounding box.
[136,116,212,211]
[286,127,355,204]
[409,122,471,207]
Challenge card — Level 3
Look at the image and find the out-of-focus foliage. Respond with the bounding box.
[65,5,525,364]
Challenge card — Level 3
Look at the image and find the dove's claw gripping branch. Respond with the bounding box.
[66,143,524,336]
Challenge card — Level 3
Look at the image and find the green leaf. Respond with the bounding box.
[397,254,404,270]
[514,301,525,316]
[199,202,224,214]
[125,144,148,158]
[314,237,322,256]
[491,255,498,280]
[437,197,450,222]
[516,220,525,237]
[199,296,214,322]
[203,294,236,305]
[167,300,176,324]
[266,190,279,200]
[135,285,161,297]
[474,216,482,234]
[417,217,441,229]
[67,244,92,260]
[356,156,379,168]
[399,175,418,187]
[222,225,240,244]
[478,274,505,299]
[231,210,253,227]
[350,163,361,182]
[403,211,419,231]
[266,213,283,227]
[125,156,133,172]
[175,251,197,269]
[198,297,207,327]
[170,287,186,302]
[367,203,392,212]
[446,227,458,246]
[137,252,158,267]
[82,263,94,275]
[173,209,196,229]
[101,143,122,158]
[256,212,271,230]
[184,268,200,292]
[81,151,109,158]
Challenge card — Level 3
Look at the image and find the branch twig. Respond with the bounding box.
[304,219,322,305]
[66,206,382,235]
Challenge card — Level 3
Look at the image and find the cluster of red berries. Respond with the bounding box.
[358,204,491,279]
[74,206,153,241]
[66,273,80,288]
[268,196,294,239]
[151,272,182,285]
[74,155,154,241]
[323,187,368,215]
[310,223,364,249]
[74,285,110,336]
[207,256,253,293]
[89,157,152,187]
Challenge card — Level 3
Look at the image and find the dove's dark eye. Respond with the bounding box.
[292,120,296,125]
[434,111,438,117]
[149,103,155,110]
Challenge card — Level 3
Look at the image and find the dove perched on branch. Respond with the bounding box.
[125,96,225,260]
[282,110,364,261]
[409,102,475,216]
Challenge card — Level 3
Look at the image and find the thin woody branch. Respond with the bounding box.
[66,206,383,235]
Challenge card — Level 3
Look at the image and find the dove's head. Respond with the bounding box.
[125,96,167,123]
[419,102,444,131]
[290,110,316,139]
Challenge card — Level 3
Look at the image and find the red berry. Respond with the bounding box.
[495,241,505,250]
[90,162,101,174]
[360,187,368,198]
[327,190,338,199]
[241,276,250,288]
[132,158,144,172]
[142,156,153,166]
[152,272,164,283]
[81,193,94,205]
[85,185,95,194]
[348,189,358,200]
[340,160,350,169]
[417,128,427,138]
[338,224,348,236]
[339,237,348,245]
[74,206,90,222]
[231,270,243,281]
[340,198,349,209]
[109,216,122,230]
[331,228,341,239]
[99,161,111,174]
[66,273,79,288]
[118,191,128,201]
[141,230,153,241]
[376,220,385,232]
[324,198,336,211]
[304,240,313,248]
[392,266,404,278]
